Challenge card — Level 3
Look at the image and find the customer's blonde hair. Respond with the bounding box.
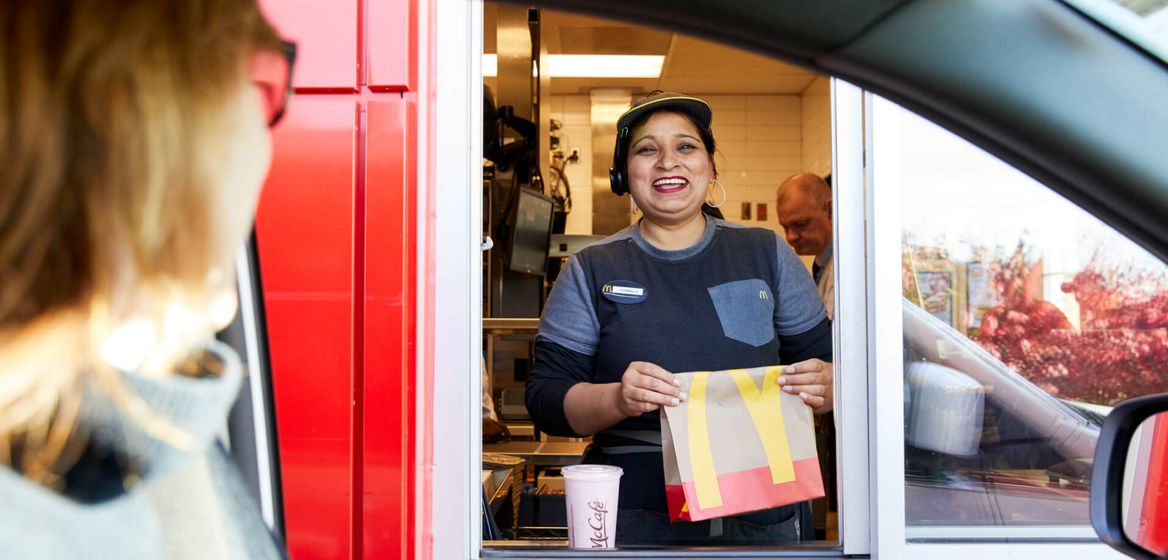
[0,0,281,485]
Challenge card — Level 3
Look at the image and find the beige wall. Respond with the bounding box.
[797,77,833,270]
[801,76,832,178]
[548,88,832,238]
[705,94,800,235]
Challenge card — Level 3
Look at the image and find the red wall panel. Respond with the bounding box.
[256,97,358,560]
[264,300,353,557]
[367,0,415,91]
[362,97,415,559]
[256,0,423,556]
[256,100,357,295]
[259,0,360,91]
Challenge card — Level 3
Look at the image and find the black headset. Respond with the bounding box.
[608,124,633,196]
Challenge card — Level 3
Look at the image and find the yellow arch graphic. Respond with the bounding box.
[729,367,795,484]
[687,372,721,509]
[686,366,795,511]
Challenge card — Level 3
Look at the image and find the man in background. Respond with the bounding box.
[777,173,834,319]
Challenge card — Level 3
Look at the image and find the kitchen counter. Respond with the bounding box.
[483,441,590,467]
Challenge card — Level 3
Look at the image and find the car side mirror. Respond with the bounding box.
[1091,392,1168,560]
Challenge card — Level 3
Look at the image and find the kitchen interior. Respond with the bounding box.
[479,2,835,546]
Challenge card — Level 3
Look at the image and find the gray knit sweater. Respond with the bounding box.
[0,342,282,559]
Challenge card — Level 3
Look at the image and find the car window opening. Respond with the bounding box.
[477,1,1168,554]
[479,3,840,551]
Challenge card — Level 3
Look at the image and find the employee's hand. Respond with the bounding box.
[483,418,511,443]
[615,361,686,417]
[778,359,834,415]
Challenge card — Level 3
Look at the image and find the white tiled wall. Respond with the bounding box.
[548,89,832,237]
[706,94,803,235]
[801,77,832,177]
[797,78,833,270]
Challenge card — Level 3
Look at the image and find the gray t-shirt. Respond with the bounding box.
[526,217,829,515]
[536,217,826,437]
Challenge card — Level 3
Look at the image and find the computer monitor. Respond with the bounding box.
[507,188,554,276]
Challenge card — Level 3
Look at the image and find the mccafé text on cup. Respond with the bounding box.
[561,464,623,549]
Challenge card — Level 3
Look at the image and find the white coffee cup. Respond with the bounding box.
[561,464,623,549]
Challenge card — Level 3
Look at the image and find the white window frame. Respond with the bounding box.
[833,79,872,557]
[863,93,1127,560]
[429,0,483,558]
[437,50,872,559]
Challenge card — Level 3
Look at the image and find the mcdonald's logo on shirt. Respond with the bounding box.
[600,280,647,304]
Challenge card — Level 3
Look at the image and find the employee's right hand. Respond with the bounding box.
[614,361,686,417]
[483,418,511,443]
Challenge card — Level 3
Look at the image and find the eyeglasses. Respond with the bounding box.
[250,40,297,127]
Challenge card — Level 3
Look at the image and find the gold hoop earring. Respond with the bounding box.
[706,179,727,208]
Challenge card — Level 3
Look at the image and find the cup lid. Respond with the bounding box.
[561,464,623,480]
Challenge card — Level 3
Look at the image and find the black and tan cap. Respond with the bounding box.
[609,91,713,195]
[615,91,712,139]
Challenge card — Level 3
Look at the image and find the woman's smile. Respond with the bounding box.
[652,176,689,193]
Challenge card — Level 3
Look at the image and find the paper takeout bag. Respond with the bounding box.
[661,365,824,522]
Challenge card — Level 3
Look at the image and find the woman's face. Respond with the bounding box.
[201,74,274,328]
[626,111,713,225]
[210,77,273,261]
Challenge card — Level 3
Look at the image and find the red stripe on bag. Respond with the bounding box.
[666,457,823,522]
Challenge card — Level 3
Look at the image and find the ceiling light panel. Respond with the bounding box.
[481,54,664,78]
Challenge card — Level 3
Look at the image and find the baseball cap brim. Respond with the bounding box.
[615,93,712,138]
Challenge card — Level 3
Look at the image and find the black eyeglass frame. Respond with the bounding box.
[267,40,297,127]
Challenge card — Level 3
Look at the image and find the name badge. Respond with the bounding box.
[601,280,647,304]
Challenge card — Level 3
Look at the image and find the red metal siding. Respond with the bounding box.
[256,97,358,560]
[367,0,415,91]
[362,97,414,559]
[260,0,360,91]
[255,1,421,558]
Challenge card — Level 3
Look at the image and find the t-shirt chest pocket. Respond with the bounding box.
[707,279,775,347]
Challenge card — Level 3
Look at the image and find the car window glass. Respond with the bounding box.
[883,100,1168,539]
[1067,0,1168,63]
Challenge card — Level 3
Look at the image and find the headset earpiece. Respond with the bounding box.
[609,126,630,195]
[609,167,625,195]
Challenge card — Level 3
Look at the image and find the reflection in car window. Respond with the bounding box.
[1065,0,1168,63]
[885,103,1168,537]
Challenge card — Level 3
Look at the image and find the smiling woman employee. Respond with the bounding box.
[526,91,834,546]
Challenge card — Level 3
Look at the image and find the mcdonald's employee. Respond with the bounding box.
[777,172,834,319]
[525,91,833,545]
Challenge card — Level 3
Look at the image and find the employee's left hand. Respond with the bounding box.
[483,418,511,443]
[777,359,833,415]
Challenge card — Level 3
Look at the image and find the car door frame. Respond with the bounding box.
[220,234,286,538]
[427,0,1168,558]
